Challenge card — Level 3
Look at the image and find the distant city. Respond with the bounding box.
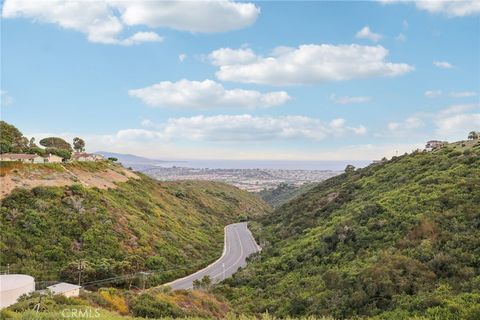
[97,152,370,191]
[143,166,342,192]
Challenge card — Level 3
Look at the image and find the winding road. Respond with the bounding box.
[164,222,260,290]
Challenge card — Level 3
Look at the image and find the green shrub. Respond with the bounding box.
[131,293,183,318]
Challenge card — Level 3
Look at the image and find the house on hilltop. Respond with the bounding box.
[0,153,45,163]
[92,154,105,161]
[71,153,95,161]
[425,140,447,151]
[71,153,104,162]
[44,154,63,163]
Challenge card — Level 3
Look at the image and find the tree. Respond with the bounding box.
[39,137,72,151]
[0,121,28,153]
[45,148,71,160]
[345,164,356,174]
[193,275,212,290]
[73,137,85,152]
[108,157,118,162]
[28,137,37,148]
[468,131,479,140]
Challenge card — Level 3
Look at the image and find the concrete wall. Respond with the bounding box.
[62,288,80,298]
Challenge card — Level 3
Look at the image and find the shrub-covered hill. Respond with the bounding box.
[0,164,269,285]
[256,183,319,208]
[220,140,480,319]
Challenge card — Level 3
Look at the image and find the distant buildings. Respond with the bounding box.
[44,154,63,163]
[0,153,45,164]
[71,153,94,161]
[0,152,104,164]
[71,153,104,162]
[425,140,447,151]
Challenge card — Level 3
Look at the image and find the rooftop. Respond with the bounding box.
[47,282,81,294]
[0,153,40,159]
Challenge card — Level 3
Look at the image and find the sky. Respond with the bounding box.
[1,0,479,161]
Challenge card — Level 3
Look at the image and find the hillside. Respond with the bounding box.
[0,161,139,198]
[0,162,269,285]
[220,140,480,319]
[256,183,318,208]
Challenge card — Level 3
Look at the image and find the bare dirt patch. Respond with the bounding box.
[0,162,139,198]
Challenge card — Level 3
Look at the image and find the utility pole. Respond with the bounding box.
[78,260,86,286]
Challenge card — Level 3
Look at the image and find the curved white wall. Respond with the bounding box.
[0,274,35,309]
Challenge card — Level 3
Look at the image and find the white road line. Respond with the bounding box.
[163,225,229,288]
[162,222,258,289]
[211,226,244,279]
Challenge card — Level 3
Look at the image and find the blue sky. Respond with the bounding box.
[1,0,479,160]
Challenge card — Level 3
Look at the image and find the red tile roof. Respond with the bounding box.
[0,153,41,159]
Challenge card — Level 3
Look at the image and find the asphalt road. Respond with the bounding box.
[164,222,260,290]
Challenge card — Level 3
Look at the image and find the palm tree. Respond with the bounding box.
[468,131,479,140]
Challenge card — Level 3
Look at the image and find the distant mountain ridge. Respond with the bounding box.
[96,151,165,164]
[95,151,178,170]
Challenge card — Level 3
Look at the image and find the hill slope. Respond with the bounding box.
[221,140,480,319]
[0,162,269,285]
[0,161,139,198]
[256,183,319,208]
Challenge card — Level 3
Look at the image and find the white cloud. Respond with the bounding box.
[120,31,163,46]
[433,61,453,69]
[117,115,367,142]
[381,104,479,139]
[1,0,259,45]
[425,90,443,98]
[208,47,257,66]
[114,0,259,32]
[128,79,290,109]
[1,90,14,107]
[435,104,480,136]
[449,91,477,98]
[388,117,424,133]
[355,26,383,42]
[379,0,480,17]
[415,0,480,17]
[26,129,423,161]
[330,94,372,105]
[210,44,414,85]
[178,53,187,62]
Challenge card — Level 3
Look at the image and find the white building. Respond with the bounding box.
[71,153,95,162]
[46,282,81,298]
[0,153,45,164]
[425,140,447,151]
[44,154,64,163]
[0,274,35,309]
[91,154,105,161]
